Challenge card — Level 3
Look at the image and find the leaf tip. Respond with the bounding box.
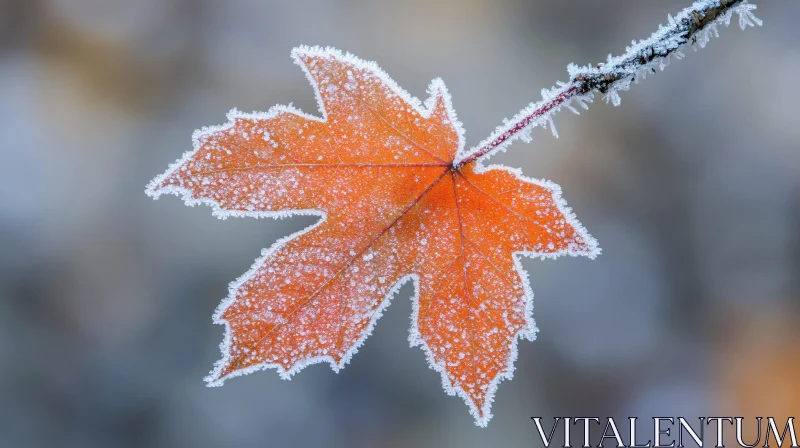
[290,44,343,67]
[144,177,164,199]
[144,166,180,201]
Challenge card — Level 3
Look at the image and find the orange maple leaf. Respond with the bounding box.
[146,46,599,426]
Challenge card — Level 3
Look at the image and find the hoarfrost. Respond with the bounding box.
[454,0,761,167]
[142,0,763,427]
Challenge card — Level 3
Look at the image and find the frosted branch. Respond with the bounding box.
[454,0,761,168]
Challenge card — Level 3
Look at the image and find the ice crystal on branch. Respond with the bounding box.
[454,0,761,167]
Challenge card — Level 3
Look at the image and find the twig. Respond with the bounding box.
[453,0,762,168]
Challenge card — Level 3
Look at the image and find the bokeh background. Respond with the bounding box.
[1,0,798,447]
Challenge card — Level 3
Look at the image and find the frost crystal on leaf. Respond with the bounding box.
[146,46,598,427]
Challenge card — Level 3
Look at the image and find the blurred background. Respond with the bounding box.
[0,0,798,446]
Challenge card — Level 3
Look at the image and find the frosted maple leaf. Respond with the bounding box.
[147,47,598,426]
[146,0,761,427]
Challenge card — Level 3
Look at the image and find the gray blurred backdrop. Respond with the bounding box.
[1,0,798,447]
